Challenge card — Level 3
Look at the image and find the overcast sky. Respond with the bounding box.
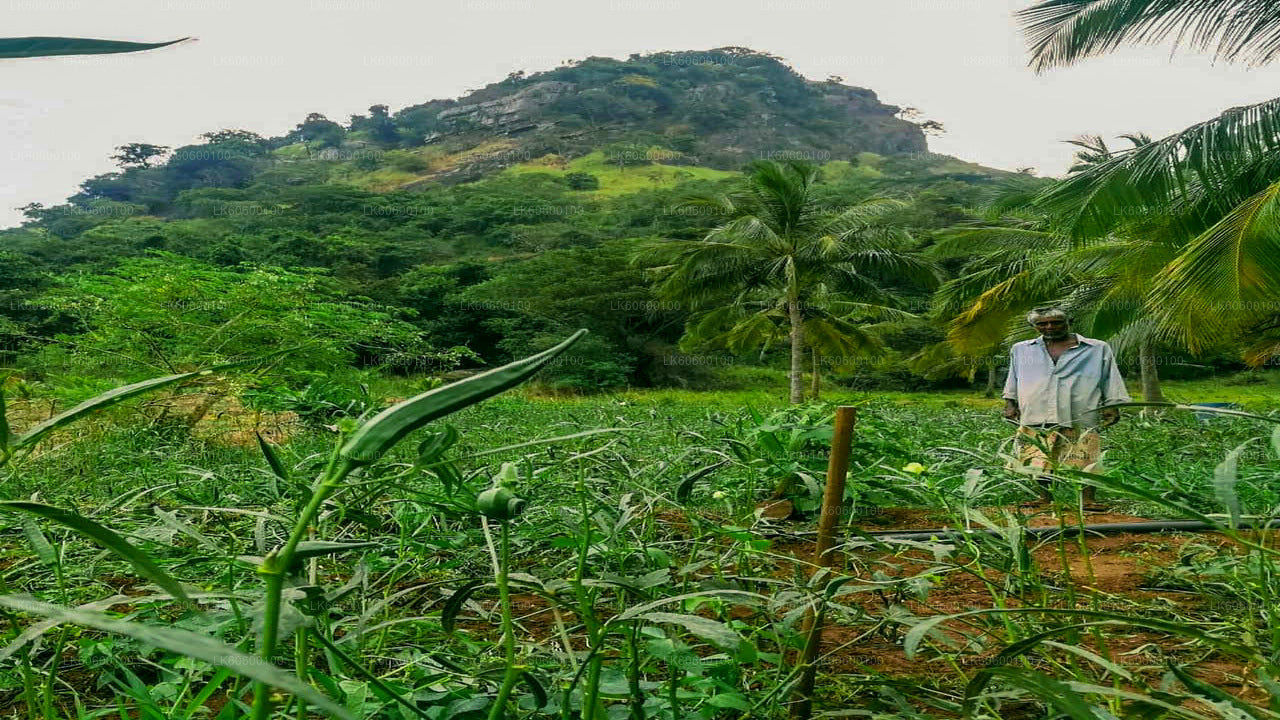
[4,0,1280,228]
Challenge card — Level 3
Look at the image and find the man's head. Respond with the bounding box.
[1027,306,1071,341]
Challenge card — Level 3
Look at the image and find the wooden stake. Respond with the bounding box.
[790,405,856,719]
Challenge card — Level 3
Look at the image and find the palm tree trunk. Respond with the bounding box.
[983,360,997,399]
[788,298,805,404]
[1139,337,1164,402]
[810,349,821,400]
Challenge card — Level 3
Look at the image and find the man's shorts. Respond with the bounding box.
[1013,425,1101,474]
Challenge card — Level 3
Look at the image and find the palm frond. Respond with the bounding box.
[1148,177,1280,351]
[947,267,1069,353]
[1066,133,1113,172]
[838,248,942,289]
[805,316,884,358]
[1033,96,1280,239]
[931,226,1065,257]
[718,311,786,355]
[1019,0,1280,71]
[822,197,909,233]
[823,300,920,323]
[932,253,1042,317]
[1095,314,1158,359]
[1241,323,1280,365]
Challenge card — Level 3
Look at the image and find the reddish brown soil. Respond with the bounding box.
[21,504,1259,715]
[777,507,1256,705]
[451,506,1252,704]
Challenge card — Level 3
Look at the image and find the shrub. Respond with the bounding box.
[565,172,600,190]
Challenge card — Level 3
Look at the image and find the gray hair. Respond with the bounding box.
[1026,306,1069,325]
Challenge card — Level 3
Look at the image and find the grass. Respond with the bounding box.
[323,141,740,197]
[503,151,738,197]
[1,370,1280,718]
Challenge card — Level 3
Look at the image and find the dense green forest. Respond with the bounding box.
[0,48,1053,403]
[4,47,1266,411]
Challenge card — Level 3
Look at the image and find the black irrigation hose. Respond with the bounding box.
[861,518,1280,542]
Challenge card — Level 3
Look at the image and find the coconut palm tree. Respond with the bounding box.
[638,159,939,404]
[933,221,1181,402]
[683,284,899,400]
[1018,0,1280,360]
[932,164,1183,402]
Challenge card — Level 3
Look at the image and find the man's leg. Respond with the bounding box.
[1016,426,1058,501]
[1060,428,1102,506]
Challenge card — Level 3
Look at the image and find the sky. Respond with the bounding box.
[4,0,1280,228]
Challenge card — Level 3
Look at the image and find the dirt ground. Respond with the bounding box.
[778,506,1255,706]
[19,504,1256,716]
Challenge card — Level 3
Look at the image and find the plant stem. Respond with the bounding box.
[42,626,69,718]
[250,445,357,720]
[486,519,521,720]
[627,624,645,720]
[668,666,681,720]
[294,626,309,720]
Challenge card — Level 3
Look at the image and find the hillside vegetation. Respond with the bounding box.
[0,47,1026,396]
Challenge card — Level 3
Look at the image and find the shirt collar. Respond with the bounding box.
[1032,333,1097,347]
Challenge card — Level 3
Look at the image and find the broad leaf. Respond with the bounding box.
[0,37,191,59]
[521,670,549,709]
[153,507,225,555]
[442,579,485,634]
[293,541,380,561]
[340,330,586,464]
[13,350,296,453]
[14,368,214,451]
[633,612,743,652]
[1214,439,1254,529]
[0,595,352,719]
[20,516,57,568]
[965,665,1112,719]
[256,433,290,482]
[675,461,728,503]
[0,501,190,603]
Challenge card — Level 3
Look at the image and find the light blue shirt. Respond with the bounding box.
[1003,334,1131,428]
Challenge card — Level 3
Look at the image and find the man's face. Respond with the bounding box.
[1032,316,1071,340]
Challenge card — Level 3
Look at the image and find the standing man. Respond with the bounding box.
[1003,307,1131,506]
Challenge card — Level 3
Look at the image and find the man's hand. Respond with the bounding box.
[1100,407,1120,427]
[1003,399,1020,423]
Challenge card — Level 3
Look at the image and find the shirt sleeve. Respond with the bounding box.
[1001,345,1018,401]
[1100,342,1132,405]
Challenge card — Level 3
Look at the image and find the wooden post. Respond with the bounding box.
[790,406,856,719]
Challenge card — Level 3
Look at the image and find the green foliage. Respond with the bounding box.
[383,149,429,173]
[642,159,940,403]
[459,239,680,387]
[111,143,171,170]
[242,371,376,425]
[1,47,1012,399]
[292,112,346,149]
[524,332,634,391]
[5,378,1280,717]
[565,171,599,190]
[27,253,444,379]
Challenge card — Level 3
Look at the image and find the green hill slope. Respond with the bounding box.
[0,47,1031,391]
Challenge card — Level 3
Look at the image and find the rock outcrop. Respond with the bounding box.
[396,48,929,175]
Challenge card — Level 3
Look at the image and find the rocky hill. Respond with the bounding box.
[0,46,1030,390]
[390,47,928,182]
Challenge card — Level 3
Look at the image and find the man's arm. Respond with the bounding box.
[1002,346,1020,422]
[1099,342,1132,427]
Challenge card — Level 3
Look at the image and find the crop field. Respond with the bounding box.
[1,362,1279,720]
